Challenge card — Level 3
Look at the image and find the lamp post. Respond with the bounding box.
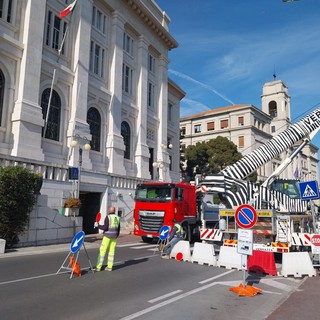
[70,134,91,198]
[152,161,164,181]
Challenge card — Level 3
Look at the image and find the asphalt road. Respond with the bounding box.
[0,235,310,320]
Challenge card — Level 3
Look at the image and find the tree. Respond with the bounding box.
[184,136,244,178]
[0,167,42,248]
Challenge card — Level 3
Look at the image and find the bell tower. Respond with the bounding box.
[261,80,291,135]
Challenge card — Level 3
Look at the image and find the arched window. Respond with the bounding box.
[41,88,61,141]
[87,107,101,152]
[0,69,4,126]
[268,101,277,119]
[121,121,131,159]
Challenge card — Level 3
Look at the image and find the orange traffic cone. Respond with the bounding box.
[69,256,81,277]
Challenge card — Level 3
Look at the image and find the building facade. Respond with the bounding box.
[180,80,319,184]
[0,0,184,246]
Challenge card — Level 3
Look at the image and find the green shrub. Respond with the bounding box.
[0,166,42,248]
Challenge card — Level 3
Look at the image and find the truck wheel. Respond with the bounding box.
[182,224,192,243]
[141,236,154,244]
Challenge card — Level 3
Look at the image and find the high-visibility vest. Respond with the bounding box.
[103,214,120,239]
[174,223,183,238]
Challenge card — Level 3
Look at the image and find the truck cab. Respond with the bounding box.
[133,182,198,243]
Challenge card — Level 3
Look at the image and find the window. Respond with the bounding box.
[87,107,101,152]
[148,54,155,73]
[207,122,215,131]
[238,136,244,148]
[194,124,201,133]
[121,121,131,159]
[220,119,229,129]
[123,32,134,56]
[238,116,244,126]
[271,125,276,133]
[0,69,4,126]
[45,10,67,54]
[168,103,173,122]
[0,0,13,23]
[41,88,61,141]
[180,127,186,136]
[92,5,107,34]
[147,81,154,108]
[269,101,277,118]
[169,155,172,171]
[89,41,105,78]
[122,63,133,95]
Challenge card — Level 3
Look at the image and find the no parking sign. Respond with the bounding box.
[235,204,257,229]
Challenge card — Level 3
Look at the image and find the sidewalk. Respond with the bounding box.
[0,231,138,258]
[267,274,320,319]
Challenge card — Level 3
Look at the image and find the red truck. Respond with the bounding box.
[133,181,220,243]
[133,181,199,243]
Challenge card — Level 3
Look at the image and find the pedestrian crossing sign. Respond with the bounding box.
[299,180,320,200]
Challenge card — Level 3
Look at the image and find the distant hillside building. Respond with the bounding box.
[180,80,319,183]
[0,0,184,246]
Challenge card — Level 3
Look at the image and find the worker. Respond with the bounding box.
[162,221,183,259]
[94,206,120,271]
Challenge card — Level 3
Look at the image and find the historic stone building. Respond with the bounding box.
[180,80,319,184]
[0,0,184,246]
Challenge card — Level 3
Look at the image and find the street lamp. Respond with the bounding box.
[70,134,91,198]
[153,161,165,181]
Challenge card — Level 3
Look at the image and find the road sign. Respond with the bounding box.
[237,229,253,256]
[159,225,170,240]
[235,204,257,229]
[299,180,319,200]
[70,231,85,253]
[68,167,79,180]
[311,235,320,247]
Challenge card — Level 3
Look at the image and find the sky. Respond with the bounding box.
[156,0,320,147]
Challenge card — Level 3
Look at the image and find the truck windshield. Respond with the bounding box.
[135,185,173,202]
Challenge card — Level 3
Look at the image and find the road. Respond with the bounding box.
[0,235,305,320]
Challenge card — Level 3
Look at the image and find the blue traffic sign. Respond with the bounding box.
[70,231,85,253]
[68,167,79,180]
[235,204,257,229]
[299,180,320,200]
[159,225,170,240]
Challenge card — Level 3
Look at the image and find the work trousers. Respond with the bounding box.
[165,237,181,256]
[96,236,117,270]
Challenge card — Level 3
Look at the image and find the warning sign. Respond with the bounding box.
[299,180,319,201]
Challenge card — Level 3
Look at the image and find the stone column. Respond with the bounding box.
[156,55,169,181]
[106,12,126,175]
[67,0,92,170]
[11,0,46,161]
[135,36,151,179]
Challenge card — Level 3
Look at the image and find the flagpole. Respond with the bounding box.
[43,17,71,137]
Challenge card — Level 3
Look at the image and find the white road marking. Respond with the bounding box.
[131,245,157,249]
[119,270,234,320]
[198,269,236,284]
[117,243,145,248]
[148,290,183,303]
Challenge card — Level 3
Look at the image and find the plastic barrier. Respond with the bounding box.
[281,252,316,278]
[191,242,217,266]
[248,250,277,276]
[169,240,191,262]
[217,246,242,270]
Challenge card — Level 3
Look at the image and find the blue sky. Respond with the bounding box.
[156,0,320,143]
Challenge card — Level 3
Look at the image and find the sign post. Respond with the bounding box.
[57,231,94,278]
[154,225,170,255]
[230,204,261,296]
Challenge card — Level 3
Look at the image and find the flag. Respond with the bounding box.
[293,166,299,179]
[60,0,78,19]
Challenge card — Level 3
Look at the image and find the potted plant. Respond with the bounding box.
[64,197,82,216]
